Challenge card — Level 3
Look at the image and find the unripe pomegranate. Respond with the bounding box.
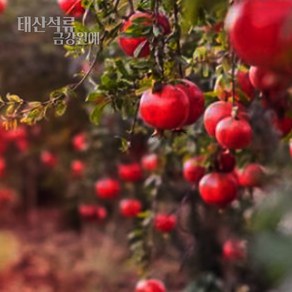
[154,214,176,233]
[141,154,159,172]
[57,0,85,17]
[71,160,85,177]
[176,79,205,126]
[118,12,170,58]
[249,66,290,92]
[95,178,120,199]
[223,239,246,261]
[139,85,190,130]
[72,132,87,151]
[0,0,7,14]
[135,279,166,292]
[0,158,6,177]
[119,199,142,218]
[78,205,97,221]
[183,157,206,184]
[118,163,143,182]
[199,172,238,207]
[225,0,292,69]
[215,117,252,150]
[216,150,236,173]
[237,163,265,188]
[41,151,58,168]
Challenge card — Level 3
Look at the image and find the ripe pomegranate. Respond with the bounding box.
[41,151,58,168]
[71,160,85,177]
[199,172,238,207]
[95,178,120,199]
[0,158,6,177]
[225,0,292,69]
[118,12,170,58]
[96,206,107,221]
[119,199,142,218]
[72,132,87,151]
[249,66,290,92]
[78,205,97,221]
[141,154,159,172]
[273,115,292,137]
[216,150,236,173]
[223,239,246,261]
[176,79,205,126]
[0,0,6,14]
[237,163,265,188]
[118,162,143,182]
[57,0,85,17]
[154,214,176,233]
[183,157,206,184]
[135,279,166,292]
[139,85,190,130]
[215,117,252,150]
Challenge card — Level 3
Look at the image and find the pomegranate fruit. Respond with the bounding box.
[41,151,58,168]
[57,0,85,17]
[0,158,6,177]
[237,163,265,188]
[199,172,238,207]
[183,157,206,184]
[95,178,120,199]
[78,205,97,221]
[215,117,252,150]
[154,214,176,233]
[118,162,143,182]
[0,0,6,14]
[216,150,236,173]
[139,85,190,130]
[135,279,166,292]
[119,199,142,218]
[141,154,159,172]
[118,12,170,58]
[223,239,246,261]
[71,160,86,177]
[72,132,87,151]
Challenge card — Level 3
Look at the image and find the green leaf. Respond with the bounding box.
[90,102,109,125]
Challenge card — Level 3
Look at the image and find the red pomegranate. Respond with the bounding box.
[71,160,86,177]
[223,239,246,261]
[118,12,170,58]
[95,178,120,199]
[0,0,6,14]
[96,206,107,221]
[183,157,206,184]
[141,154,159,172]
[57,0,85,17]
[216,150,236,173]
[215,117,252,150]
[249,66,291,92]
[41,151,58,168]
[199,172,238,207]
[139,85,190,130]
[273,115,292,137]
[78,205,97,221]
[119,199,142,218]
[118,162,143,182]
[176,79,205,126]
[225,0,292,69]
[0,158,6,177]
[135,279,166,292]
[237,163,265,188]
[154,214,176,233]
[72,132,87,151]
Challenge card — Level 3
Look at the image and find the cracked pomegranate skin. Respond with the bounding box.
[139,85,190,130]
[215,117,252,150]
[135,279,166,292]
[226,0,292,69]
[176,80,205,126]
[95,178,120,199]
[120,199,142,218]
[118,12,170,58]
[57,0,85,17]
[118,163,143,182]
[183,157,206,184]
[199,173,238,207]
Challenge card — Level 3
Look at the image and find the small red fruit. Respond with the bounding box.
[225,0,292,69]
[119,199,142,218]
[0,158,6,177]
[223,239,246,261]
[216,150,236,173]
[118,12,170,58]
[57,0,85,17]
[237,163,265,188]
[71,160,85,177]
[96,206,107,221]
[176,79,205,126]
[78,205,97,221]
[154,214,176,233]
[141,154,159,172]
[249,66,290,92]
[139,85,190,130]
[41,151,58,168]
[215,117,252,150]
[0,0,6,14]
[273,115,292,137]
[95,178,120,199]
[135,279,166,292]
[199,172,238,207]
[183,157,206,184]
[118,163,143,182]
[72,132,87,151]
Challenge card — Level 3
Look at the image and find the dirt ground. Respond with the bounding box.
[0,209,186,292]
